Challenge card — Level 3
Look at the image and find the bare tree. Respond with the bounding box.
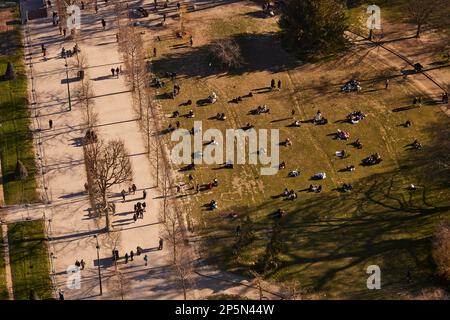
[85,139,133,230]
[209,39,244,69]
[118,24,148,119]
[406,0,440,38]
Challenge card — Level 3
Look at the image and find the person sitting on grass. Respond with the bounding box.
[345,165,356,172]
[287,190,298,200]
[279,161,286,170]
[341,183,353,192]
[353,139,363,149]
[412,139,423,150]
[209,200,218,210]
[312,172,326,180]
[276,208,285,218]
[284,138,292,146]
[216,113,226,120]
[187,110,195,118]
[288,169,299,177]
[336,129,350,140]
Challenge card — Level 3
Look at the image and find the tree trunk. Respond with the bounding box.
[416,23,422,38]
[103,192,110,231]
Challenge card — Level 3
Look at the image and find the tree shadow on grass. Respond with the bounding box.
[152,32,301,79]
[199,121,450,298]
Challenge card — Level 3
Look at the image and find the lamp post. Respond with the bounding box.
[93,235,103,296]
[64,56,72,111]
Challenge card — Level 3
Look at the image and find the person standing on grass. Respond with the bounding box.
[144,254,148,266]
[277,79,281,90]
[270,79,275,89]
[49,119,53,129]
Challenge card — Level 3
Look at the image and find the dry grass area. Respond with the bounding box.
[141,1,450,299]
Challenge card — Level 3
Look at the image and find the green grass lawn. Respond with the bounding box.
[150,3,450,298]
[0,227,8,300]
[8,220,53,300]
[0,9,38,205]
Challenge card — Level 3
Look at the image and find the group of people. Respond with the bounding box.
[110,66,122,77]
[282,188,298,200]
[362,153,383,166]
[347,111,366,124]
[133,201,147,222]
[74,259,85,270]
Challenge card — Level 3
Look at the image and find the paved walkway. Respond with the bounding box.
[16,1,179,299]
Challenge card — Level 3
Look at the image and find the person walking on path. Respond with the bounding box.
[121,189,126,202]
[132,183,137,194]
[49,119,53,129]
[125,253,129,264]
[143,254,148,266]
[130,250,134,261]
[111,68,115,77]
[101,19,106,30]
[158,238,164,250]
[115,67,120,78]
[142,189,147,200]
